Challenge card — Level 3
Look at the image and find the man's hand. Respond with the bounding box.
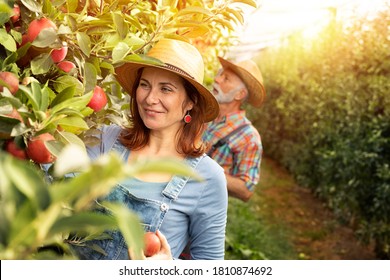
[225,174,253,202]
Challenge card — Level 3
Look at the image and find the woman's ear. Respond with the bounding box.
[185,101,194,111]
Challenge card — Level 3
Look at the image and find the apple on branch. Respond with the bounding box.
[87,85,108,112]
[26,133,56,164]
[0,71,19,95]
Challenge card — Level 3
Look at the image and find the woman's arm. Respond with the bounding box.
[188,160,228,259]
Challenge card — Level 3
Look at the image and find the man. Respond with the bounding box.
[204,57,266,202]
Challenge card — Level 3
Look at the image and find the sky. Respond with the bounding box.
[227,0,389,60]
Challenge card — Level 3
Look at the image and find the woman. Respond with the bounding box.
[73,39,227,260]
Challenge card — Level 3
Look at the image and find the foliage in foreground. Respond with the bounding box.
[249,6,390,258]
[0,145,200,259]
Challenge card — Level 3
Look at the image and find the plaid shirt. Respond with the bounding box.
[203,110,263,191]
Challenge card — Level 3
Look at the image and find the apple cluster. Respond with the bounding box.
[1,3,109,164]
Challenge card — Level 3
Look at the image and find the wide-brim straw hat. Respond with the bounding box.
[218,57,266,107]
[115,39,219,122]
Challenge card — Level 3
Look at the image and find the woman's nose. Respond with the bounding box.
[145,88,160,104]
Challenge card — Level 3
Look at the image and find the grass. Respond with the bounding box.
[224,157,297,260]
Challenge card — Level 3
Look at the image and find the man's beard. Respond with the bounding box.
[213,83,243,104]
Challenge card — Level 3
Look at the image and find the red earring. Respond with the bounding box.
[184,112,192,123]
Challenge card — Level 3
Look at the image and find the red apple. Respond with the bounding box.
[51,42,68,63]
[4,140,27,160]
[0,71,19,95]
[26,133,56,164]
[143,232,161,257]
[10,4,20,23]
[26,18,57,43]
[87,86,108,112]
[57,61,76,73]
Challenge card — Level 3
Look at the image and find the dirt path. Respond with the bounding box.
[257,157,377,260]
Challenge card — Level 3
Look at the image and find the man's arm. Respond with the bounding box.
[225,173,253,202]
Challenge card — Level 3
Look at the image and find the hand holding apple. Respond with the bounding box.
[143,230,173,260]
[143,231,161,257]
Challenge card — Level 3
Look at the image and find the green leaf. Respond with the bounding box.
[3,155,51,211]
[31,53,53,75]
[8,200,37,246]
[32,28,58,48]
[0,29,17,52]
[53,76,84,96]
[112,42,131,63]
[125,158,203,181]
[0,115,21,136]
[102,202,144,260]
[50,153,126,208]
[56,116,90,134]
[229,0,258,9]
[50,212,117,235]
[18,85,39,111]
[112,11,127,39]
[44,140,64,159]
[21,0,43,13]
[76,32,91,57]
[56,131,86,150]
[225,7,244,25]
[176,6,214,17]
[31,81,43,111]
[50,86,76,107]
[83,63,97,93]
[50,92,92,115]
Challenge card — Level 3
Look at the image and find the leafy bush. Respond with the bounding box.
[249,6,390,258]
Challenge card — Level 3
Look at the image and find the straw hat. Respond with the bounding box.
[218,57,266,107]
[115,39,219,122]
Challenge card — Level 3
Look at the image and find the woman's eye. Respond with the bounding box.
[161,86,172,93]
[139,82,149,88]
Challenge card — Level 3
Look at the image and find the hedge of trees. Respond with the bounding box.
[249,6,390,258]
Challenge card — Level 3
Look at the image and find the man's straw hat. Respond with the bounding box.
[115,39,219,122]
[218,57,266,107]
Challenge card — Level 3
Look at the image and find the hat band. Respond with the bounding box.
[165,63,194,80]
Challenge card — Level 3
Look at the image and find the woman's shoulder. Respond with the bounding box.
[87,124,124,158]
[100,124,123,137]
[193,154,226,183]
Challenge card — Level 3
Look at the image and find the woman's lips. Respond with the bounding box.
[144,108,163,116]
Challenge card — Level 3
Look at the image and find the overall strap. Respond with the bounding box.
[162,155,204,200]
[207,124,250,157]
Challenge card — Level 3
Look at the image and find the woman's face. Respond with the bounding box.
[136,67,193,131]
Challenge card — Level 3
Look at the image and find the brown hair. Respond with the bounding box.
[119,68,208,157]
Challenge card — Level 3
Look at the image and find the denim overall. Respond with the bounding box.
[71,135,203,260]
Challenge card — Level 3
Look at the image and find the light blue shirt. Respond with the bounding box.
[88,125,228,260]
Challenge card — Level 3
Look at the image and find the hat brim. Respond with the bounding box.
[115,61,219,123]
[218,57,266,107]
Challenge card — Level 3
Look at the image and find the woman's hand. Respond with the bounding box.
[146,230,173,260]
[128,230,173,260]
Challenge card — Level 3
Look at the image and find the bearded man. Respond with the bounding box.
[203,57,266,202]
